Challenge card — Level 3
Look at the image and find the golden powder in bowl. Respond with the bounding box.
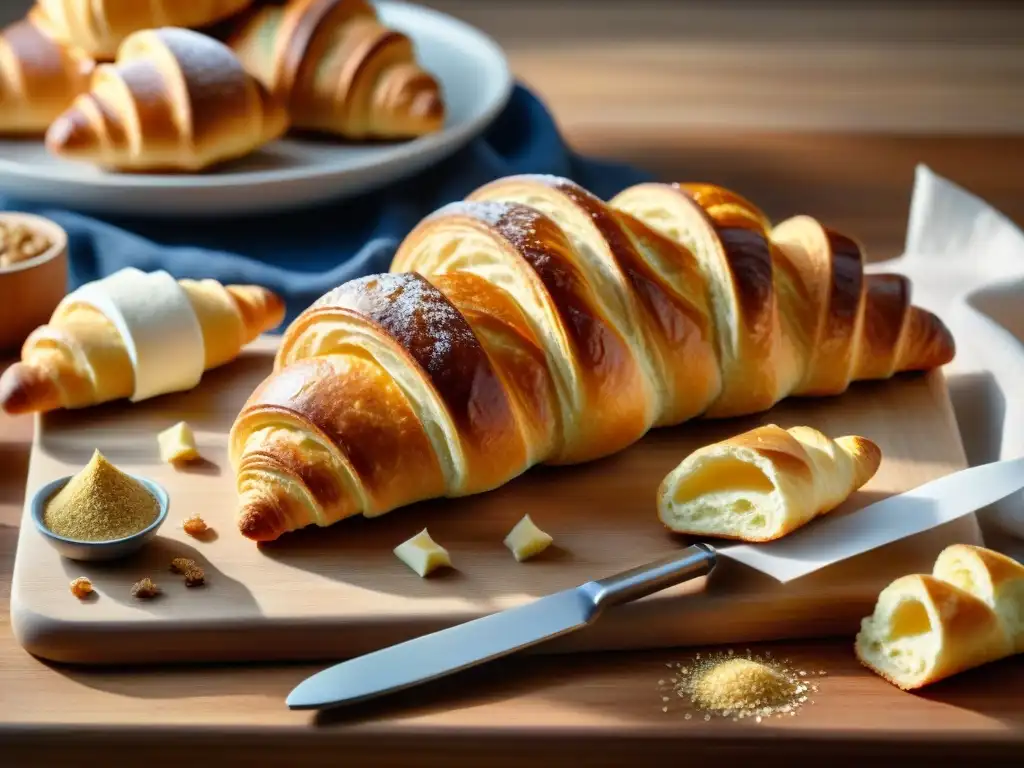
[43,450,160,542]
[658,650,823,721]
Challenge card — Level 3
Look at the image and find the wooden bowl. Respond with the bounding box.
[0,212,69,354]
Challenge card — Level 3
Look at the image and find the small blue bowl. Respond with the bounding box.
[31,473,169,561]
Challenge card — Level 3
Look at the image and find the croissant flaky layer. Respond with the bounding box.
[228,0,444,139]
[230,176,955,541]
[45,27,288,172]
[0,279,284,415]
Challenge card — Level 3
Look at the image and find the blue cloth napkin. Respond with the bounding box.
[0,85,654,326]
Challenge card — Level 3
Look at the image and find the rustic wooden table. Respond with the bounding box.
[3,1,1024,765]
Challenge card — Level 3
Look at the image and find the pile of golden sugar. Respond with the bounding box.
[44,450,159,542]
[658,650,822,721]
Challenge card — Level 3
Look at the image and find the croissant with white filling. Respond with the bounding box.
[856,544,1024,690]
[656,424,881,542]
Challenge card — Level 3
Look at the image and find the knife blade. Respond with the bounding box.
[720,455,1024,582]
[286,542,716,710]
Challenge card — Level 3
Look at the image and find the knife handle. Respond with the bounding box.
[589,543,717,610]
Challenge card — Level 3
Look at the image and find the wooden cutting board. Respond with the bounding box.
[10,337,982,666]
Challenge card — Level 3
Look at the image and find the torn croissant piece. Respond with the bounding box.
[0,271,284,415]
[933,544,1024,653]
[656,424,881,542]
[34,0,254,60]
[856,544,1024,690]
[45,27,288,172]
[227,0,444,139]
[855,574,1013,691]
[0,14,94,135]
[229,174,953,542]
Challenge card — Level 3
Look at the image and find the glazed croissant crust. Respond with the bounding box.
[230,175,955,541]
[227,0,444,139]
[34,0,254,60]
[0,13,94,135]
[45,27,288,172]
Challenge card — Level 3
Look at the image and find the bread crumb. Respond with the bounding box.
[170,557,196,574]
[69,576,93,599]
[130,577,159,599]
[183,514,208,536]
[184,567,205,587]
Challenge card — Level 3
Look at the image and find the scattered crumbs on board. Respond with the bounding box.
[183,567,205,587]
[657,651,822,721]
[130,577,160,599]
[182,514,209,537]
[170,557,196,574]
[69,576,93,599]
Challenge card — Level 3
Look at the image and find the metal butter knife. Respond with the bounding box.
[287,543,717,710]
[287,456,1024,711]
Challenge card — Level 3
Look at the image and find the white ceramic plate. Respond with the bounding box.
[0,2,512,218]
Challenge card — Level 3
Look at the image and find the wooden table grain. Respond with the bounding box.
[3,1,1024,765]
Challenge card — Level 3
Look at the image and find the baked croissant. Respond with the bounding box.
[45,27,289,172]
[229,175,955,541]
[856,544,1024,690]
[0,275,284,415]
[227,0,444,139]
[0,14,94,134]
[33,0,253,60]
[656,424,881,542]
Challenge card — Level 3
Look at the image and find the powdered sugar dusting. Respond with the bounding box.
[313,273,478,380]
[431,200,515,227]
[519,173,574,189]
[149,28,245,80]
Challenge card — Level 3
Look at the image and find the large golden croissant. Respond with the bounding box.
[33,0,253,60]
[229,176,954,541]
[0,13,94,135]
[227,0,444,139]
[0,276,284,415]
[45,27,289,172]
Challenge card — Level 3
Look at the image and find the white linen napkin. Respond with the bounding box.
[877,165,1024,549]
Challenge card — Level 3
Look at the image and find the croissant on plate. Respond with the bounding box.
[227,0,444,139]
[45,27,289,172]
[0,274,284,415]
[856,544,1024,689]
[0,13,94,134]
[229,175,955,542]
[657,424,881,542]
[33,0,254,60]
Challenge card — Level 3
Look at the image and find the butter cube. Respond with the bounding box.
[504,514,553,562]
[158,421,200,464]
[394,529,452,577]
